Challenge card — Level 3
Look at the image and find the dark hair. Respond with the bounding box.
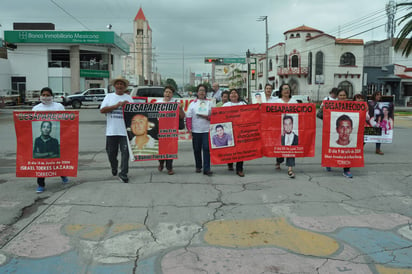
[255,93,261,96]
[215,124,224,131]
[329,88,338,96]
[279,83,292,98]
[196,84,208,93]
[40,121,53,130]
[163,85,175,93]
[353,94,364,101]
[229,88,241,102]
[371,91,382,102]
[41,87,53,96]
[336,114,353,128]
[221,90,230,98]
[283,115,293,124]
[337,89,348,97]
[265,83,273,89]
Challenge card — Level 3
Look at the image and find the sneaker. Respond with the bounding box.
[326,167,332,172]
[118,176,129,183]
[203,171,213,176]
[343,171,353,178]
[61,177,69,184]
[112,169,118,176]
[36,186,45,193]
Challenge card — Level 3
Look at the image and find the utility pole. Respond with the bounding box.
[258,16,268,85]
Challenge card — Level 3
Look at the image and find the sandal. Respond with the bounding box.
[288,170,295,179]
[275,163,281,170]
[158,164,164,172]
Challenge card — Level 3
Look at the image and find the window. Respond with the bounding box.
[283,55,287,67]
[48,50,70,68]
[290,34,294,38]
[340,52,356,66]
[308,52,312,84]
[315,51,324,75]
[291,55,299,67]
[269,59,273,71]
[296,33,300,38]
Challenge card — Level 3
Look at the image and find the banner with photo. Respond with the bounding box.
[261,103,316,158]
[364,97,394,143]
[210,104,262,164]
[14,111,79,177]
[124,102,179,161]
[321,101,367,167]
[251,91,266,104]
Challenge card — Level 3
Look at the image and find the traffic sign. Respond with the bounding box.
[222,58,246,64]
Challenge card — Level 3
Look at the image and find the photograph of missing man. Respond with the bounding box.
[330,112,359,148]
[210,122,234,149]
[32,121,61,159]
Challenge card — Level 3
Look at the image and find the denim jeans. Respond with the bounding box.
[106,136,129,179]
[192,132,211,172]
[159,160,173,170]
[276,157,295,167]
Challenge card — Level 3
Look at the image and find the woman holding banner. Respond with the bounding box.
[32,87,68,193]
[369,91,385,155]
[186,84,213,176]
[156,85,185,175]
[274,83,298,178]
[223,88,247,177]
[326,89,353,178]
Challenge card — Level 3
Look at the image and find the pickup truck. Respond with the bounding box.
[63,88,110,109]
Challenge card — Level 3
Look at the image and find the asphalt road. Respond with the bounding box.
[0,107,411,274]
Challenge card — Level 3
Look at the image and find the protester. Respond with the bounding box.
[100,76,133,183]
[156,85,185,175]
[264,83,277,103]
[216,90,229,107]
[369,91,385,155]
[223,88,247,177]
[32,87,68,193]
[324,88,338,101]
[186,84,213,176]
[325,89,353,178]
[209,82,222,102]
[274,83,298,178]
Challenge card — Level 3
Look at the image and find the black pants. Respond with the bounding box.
[228,162,243,172]
[159,159,173,170]
[106,136,129,179]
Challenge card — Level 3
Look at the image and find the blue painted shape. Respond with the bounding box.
[334,227,412,268]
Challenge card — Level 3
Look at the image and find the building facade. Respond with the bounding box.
[1,28,128,96]
[260,25,364,101]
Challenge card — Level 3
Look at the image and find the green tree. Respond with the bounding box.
[165,78,178,91]
[395,2,412,57]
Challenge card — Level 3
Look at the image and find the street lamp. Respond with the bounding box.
[246,49,251,100]
[257,16,268,85]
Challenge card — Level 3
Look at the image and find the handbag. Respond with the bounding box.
[316,108,323,120]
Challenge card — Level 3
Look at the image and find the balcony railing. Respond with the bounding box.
[277,67,308,76]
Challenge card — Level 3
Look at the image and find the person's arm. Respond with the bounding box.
[100,101,128,114]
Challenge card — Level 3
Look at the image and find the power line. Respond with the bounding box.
[49,0,90,30]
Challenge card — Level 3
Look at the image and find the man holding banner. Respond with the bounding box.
[100,76,133,183]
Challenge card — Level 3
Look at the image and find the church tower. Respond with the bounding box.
[133,7,153,85]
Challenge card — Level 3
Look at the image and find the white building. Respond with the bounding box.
[260,25,364,100]
[1,26,128,95]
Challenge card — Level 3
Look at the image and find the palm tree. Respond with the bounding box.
[395,2,412,57]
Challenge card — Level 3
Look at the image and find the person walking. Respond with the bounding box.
[223,88,247,177]
[186,84,213,176]
[369,91,385,155]
[32,87,68,193]
[100,76,133,183]
[156,85,185,175]
[274,83,298,178]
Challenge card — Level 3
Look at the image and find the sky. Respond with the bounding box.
[0,0,409,87]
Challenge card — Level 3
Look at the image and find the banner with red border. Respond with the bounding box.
[14,111,79,177]
[321,101,367,167]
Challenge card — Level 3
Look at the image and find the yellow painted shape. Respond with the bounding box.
[112,223,143,233]
[64,224,105,240]
[204,218,339,256]
[376,265,412,274]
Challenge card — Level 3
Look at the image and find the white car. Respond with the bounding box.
[53,91,68,104]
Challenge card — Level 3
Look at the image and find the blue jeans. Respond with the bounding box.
[276,157,295,167]
[106,136,129,179]
[192,132,211,172]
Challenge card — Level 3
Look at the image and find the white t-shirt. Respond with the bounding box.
[266,96,279,103]
[32,102,65,111]
[273,98,298,104]
[323,96,337,101]
[186,99,211,133]
[222,101,247,107]
[100,93,133,136]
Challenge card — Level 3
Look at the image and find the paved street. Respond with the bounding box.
[0,107,412,274]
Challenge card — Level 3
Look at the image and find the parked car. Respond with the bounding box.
[0,89,20,106]
[53,91,68,104]
[63,88,109,109]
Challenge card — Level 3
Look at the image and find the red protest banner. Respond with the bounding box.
[210,104,262,164]
[14,111,79,177]
[261,103,316,158]
[123,103,179,161]
[321,101,367,167]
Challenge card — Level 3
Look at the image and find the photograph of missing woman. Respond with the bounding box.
[32,121,61,158]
